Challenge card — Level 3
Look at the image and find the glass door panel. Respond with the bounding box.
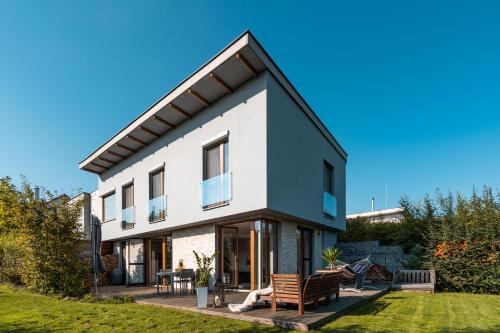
[221,227,238,287]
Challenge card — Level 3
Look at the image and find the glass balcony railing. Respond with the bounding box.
[121,206,135,229]
[200,172,232,208]
[148,195,167,222]
[323,192,337,218]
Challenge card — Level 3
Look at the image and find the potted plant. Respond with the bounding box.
[193,250,216,308]
[321,247,343,270]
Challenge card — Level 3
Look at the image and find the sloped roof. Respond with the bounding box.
[80,31,347,174]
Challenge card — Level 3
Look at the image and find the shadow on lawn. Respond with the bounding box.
[0,323,51,333]
[317,325,500,333]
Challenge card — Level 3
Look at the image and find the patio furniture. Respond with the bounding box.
[271,271,342,315]
[339,256,378,293]
[391,269,436,293]
[156,270,176,295]
[174,269,194,294]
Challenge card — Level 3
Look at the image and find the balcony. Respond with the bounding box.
[121,206,135,229]
[200,172,232,208]
[149,195,167,223]
[323,192,337,218]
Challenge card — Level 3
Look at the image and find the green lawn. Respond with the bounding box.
[0,284,499,332]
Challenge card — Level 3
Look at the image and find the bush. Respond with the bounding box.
[0,233,23,284]
[403,187,500,294]
[18,186,90,296]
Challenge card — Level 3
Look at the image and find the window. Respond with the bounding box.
[122,183,135,229]
[102,192,116,222]
[122,183,134,209]
[323,161,334,195]
[323,161,336,218]
[204,139,228,180]
[149,169,166,222]
[201,139,231,208]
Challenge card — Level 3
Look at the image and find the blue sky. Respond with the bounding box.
[0,1,499,213]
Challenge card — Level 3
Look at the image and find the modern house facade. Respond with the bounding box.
[79,31,347,290]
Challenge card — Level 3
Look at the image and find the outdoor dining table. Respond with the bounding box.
[156,270,176,295]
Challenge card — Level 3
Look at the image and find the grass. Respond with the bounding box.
[0,284,499,333]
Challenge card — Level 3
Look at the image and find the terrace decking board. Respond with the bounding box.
[99,284,390,331]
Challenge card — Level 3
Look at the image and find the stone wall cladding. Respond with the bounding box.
[337,241,408,273]
[172,224,216,284]
[278,221,297,274]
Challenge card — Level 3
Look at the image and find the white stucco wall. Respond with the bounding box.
[97,74,268,241]
[266,74,347,231]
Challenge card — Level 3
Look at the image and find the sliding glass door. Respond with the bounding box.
[252,220,278,290]
[297,227,313,279]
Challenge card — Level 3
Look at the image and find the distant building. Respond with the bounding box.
[69,192,92,240]
[346,208,404,223]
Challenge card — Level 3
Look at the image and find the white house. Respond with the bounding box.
[79,31,347,290]
[347,208,404,223]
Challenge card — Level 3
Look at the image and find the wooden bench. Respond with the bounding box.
[391,269,436,293]
[270,271,342,315]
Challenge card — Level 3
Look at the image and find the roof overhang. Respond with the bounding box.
[79,31,347,174]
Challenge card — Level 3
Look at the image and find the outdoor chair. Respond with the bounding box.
[174,269,194,294]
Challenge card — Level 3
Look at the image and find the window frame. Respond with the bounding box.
[202,138,229,209]
[323,160,334,195]
[102,191,116,223]
[149,168,166,223]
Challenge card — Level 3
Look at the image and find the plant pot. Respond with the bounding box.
[196,287,208,308]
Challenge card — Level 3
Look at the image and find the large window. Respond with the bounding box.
[122,183,135,229]
[323,161,337,218]
[102,192,116,222]
[204,139,228,180]
[201,139,231,208]
[323,161,334,195]
[149,168,166,222]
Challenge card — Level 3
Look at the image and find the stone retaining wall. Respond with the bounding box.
[337,241,408,273]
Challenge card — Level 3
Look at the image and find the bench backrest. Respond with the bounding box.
[272,274,302,303]
[320,270,343,293]
[395,270,436,284]
[302,274,324,301]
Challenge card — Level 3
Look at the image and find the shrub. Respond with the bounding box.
[18,186,90,296]
[0,233,23,284]
[403,187,500,294]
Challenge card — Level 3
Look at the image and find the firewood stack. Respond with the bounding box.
[366,264,393,282]
[98,254,119,286]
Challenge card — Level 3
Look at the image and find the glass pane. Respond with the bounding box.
[222,229,237,285]
[223,142,229,173]
[150,240,162,284]
[103,193,115,222]
[149,195,167,222]
[166,235,172,270]
[205,144,221,179]
[323,192,337,217]
[128,239,144,284]
[121,206,135,229]
[303,230,312,259]
[200,172,232,207]
[151,170,163,199]
[123,184,134,208]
